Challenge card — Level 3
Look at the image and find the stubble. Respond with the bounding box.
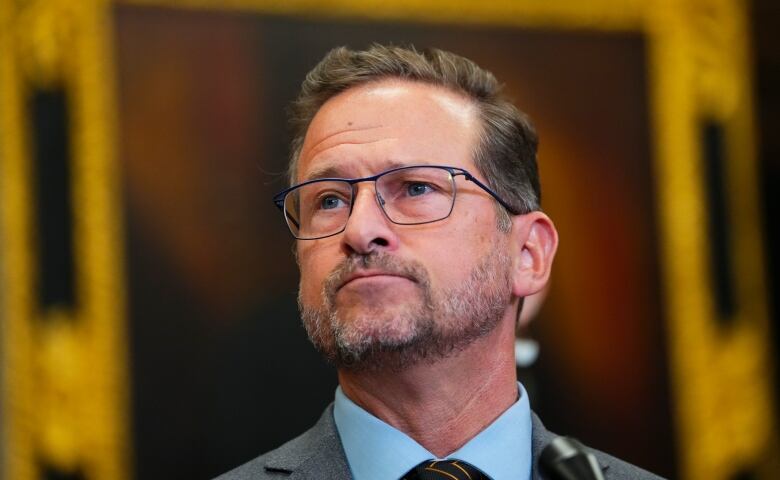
[299,238,513,372]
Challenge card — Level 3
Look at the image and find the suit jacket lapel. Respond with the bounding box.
[530,411,553,480]
[263,404,352,479]
[530,411,610,480]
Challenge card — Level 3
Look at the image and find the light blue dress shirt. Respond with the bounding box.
[333,383,532,480]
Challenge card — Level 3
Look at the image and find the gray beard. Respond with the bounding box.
[298,238,513,372]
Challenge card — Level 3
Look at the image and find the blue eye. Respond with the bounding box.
[320,195,344,210]
[407,183,432,196]
[320,197,339,210]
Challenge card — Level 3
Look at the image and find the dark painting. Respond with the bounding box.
[114,6,673,478]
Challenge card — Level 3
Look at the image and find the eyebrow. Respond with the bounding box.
[303,165,345,182]
[302,160,409,182]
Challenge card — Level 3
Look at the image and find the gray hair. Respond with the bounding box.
[288,44,541,229]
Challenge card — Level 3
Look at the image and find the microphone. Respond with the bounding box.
[539,436,605,480]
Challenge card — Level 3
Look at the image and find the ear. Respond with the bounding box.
[509,211,558,298]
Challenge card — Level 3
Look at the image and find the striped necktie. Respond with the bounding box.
[402,459,490,480]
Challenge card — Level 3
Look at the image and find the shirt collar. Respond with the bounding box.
[333,383,532,480]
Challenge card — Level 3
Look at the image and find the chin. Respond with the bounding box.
[333,308,423,347]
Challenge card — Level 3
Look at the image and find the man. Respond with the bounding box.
[217,44,663,480]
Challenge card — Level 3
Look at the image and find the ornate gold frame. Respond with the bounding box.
[0,1,774,479]
[1,0,131,478]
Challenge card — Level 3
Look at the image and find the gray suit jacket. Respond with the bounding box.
[215,404,665,479]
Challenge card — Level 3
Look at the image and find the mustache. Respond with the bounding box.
[322,252,429,301]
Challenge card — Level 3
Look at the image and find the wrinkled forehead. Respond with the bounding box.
[295,79,480,182]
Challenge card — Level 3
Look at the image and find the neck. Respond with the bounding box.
[337,317,519,458]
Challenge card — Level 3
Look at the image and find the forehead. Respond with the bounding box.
[296,79,480,181]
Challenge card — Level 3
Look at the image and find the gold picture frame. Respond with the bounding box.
[0,0,774,479]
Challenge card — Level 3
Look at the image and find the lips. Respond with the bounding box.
[337,270,415,291]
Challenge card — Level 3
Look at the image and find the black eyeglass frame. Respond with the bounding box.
[273,164,519,240]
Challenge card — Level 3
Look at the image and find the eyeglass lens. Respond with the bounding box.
[283,166,457,239]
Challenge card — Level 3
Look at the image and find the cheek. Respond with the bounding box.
[406,222,490,286]
[298,245,336,305]
[298,261,322,304]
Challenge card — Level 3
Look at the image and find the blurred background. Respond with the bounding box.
[1,0,778,479]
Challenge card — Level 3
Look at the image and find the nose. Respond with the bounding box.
[340,184,399,255]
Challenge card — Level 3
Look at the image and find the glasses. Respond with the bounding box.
[273,165,517,240]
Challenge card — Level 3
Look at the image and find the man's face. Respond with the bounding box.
[295,79,515,370]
